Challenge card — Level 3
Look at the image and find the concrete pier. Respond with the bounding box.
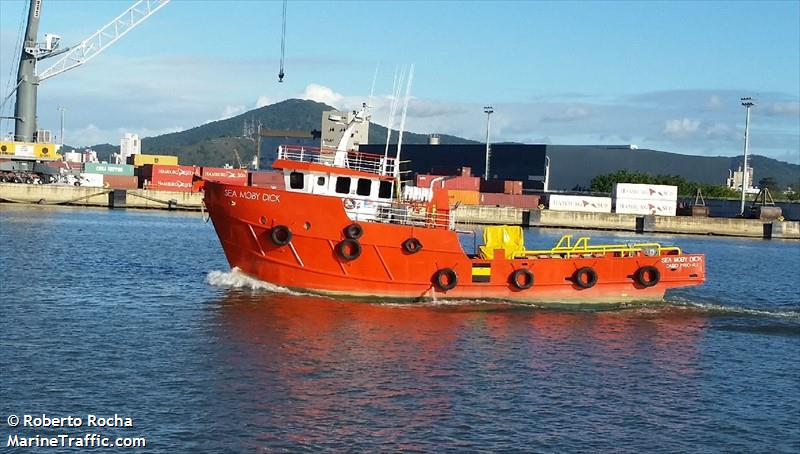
[0,183,203,211]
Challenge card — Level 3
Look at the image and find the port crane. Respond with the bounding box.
[0,0,169,181]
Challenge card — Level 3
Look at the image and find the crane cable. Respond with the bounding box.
[278,0,287,82]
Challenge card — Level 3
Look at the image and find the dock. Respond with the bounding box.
[1,183,797,240]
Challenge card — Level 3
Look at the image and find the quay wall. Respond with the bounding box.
[0,183,202,211]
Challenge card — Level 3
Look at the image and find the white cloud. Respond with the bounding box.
[765,101,800,117]
[662,118,701,139]
[301,84,343,106]
[219,105,247,120]
[66,124,183,147]
[255,96,273,108]
[707,95,722,110]
[541,106,592,123]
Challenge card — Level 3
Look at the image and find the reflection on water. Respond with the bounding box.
[205,290,716,451]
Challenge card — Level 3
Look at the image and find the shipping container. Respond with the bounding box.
[249,171,285,188]
[78,173,105,188]
[139,164,196,191]
[447,189,480,205]
[479,193,540,209]
[201,167,248,185]
[479,179,523,195]
[128,154,179,167]
[615,198,677,216]
[84,162,135,176]
[613,183,678,201]
[416,174,480,191]
[102,175,138,189]
[548,194,613,213]
[147,180,194,192]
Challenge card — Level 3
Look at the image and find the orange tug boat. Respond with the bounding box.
[204,108,705,305]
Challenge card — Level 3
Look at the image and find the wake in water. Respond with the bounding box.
[664,295,800,321]
[205,268,306,296]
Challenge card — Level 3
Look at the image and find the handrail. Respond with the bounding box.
[515,234,681,259]
[277,145,396,176]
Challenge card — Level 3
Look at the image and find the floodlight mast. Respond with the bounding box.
[739,97,754,216]
[11,0,170,142]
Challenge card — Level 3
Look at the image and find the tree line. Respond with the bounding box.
[588,170,799,200]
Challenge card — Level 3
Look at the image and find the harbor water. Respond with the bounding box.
[1,205,798,452]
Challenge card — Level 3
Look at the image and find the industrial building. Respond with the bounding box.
[358,143,548,190]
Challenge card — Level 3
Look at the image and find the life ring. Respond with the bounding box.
[402,237,423,254]
[270,225,292,246]
[634,265,660,287]
[510,268,534,290]
[344,223,364,240]
[336,238,362,261]
[433,268,458,291]
[573,267,597,289]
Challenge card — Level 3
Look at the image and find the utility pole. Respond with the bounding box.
[483,106,493,180]
[57,106,65,146]
[740,97,754,216]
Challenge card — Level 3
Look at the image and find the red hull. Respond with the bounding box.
[204,182,705,304]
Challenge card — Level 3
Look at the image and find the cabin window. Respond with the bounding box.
[317,176,326,186]
[335,177,351,194]
[379,180,392,199]
[289,172,304,189]
[356,178,372,196]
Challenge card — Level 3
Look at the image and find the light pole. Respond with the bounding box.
[483,106,493,180]
[57,106,66,146]
[740,97,754,216]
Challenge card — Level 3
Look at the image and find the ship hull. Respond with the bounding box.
[204,182,705,304]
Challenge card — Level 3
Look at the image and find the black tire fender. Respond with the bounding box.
[402,237,423,254]
[634,265,660,287]
[433,268,458,291]
[336,238,362,261]
[344,223,364,240]
[573,267,598,289]
[510,268,534,290]
[270,225,293,246]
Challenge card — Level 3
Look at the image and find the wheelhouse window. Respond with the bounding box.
[289,172,304,189]
[335,177,351,194]
[317,176,326,186]
[356,178,372,196]
[378,180,392,199]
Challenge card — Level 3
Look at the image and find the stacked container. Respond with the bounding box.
[479,179,523,195]
[201,167,248,185]
[479,193,540,209]
[416,174,480,191]
[548,194,612,213]
[139,164,195,192]
[128,154,179,167]
[613,183,678,216]
[447,190,480,205]
[84,162,135,176]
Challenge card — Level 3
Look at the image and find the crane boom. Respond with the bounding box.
[37,0,170,81]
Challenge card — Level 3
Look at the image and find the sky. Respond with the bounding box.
[0,0,798,164]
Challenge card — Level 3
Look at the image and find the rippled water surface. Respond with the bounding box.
[1,205,798,452]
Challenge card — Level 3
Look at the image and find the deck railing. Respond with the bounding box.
[277,145,396,176]
[344,199,455,230]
